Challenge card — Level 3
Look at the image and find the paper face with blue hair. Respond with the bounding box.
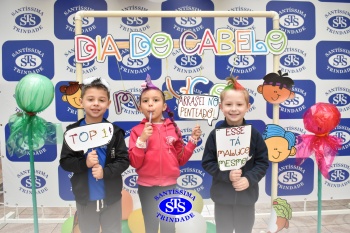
[262,124,297,163]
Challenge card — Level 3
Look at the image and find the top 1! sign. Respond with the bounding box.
[216,125,252,171]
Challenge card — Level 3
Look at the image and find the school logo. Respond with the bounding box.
[5,124,57,162]
[161,0,214,38]
[266,158,314,196]
[54,0,107,39]
[325,163,350,188]
[284,125,306,145]
[268,80,316,119]
[266,1,315,40]
[226,6,255,30]
[325,9,350,35]
[65,48,97,74]
[171,49,204,75]
[331,120,350,156]
[280,47,306,74]
[119,5,150,32]
[108,48,161,80]
[215,54,266,80]
[325,86,350,113]
[12,6,44,33]
[122,168,139,195]
[116,88,142,116]
[154,188,196,222]
[2,40,54,81]
[58,166,74,201]
[316,41,350,80]
[246,88,257,113]
[17,169,49,195]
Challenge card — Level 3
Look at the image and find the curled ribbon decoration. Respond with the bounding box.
[113,90,139,114]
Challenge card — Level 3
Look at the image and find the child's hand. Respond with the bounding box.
[232,177,249,191]
[86,150,99,168]
[92,164,103,180]
[140,122,153,142]
[191,124,202,140]
[229,169,242,182]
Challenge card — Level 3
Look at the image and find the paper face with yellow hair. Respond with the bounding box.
[262,124,297,163]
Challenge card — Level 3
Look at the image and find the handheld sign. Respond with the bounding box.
[216,125,252,171]
[64,122,114,153]
[178,94,219,126]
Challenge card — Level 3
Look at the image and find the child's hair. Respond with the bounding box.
[263,70,294,90]
[220,76,249,104]
[140,74,183,144]
[81,77,111,99]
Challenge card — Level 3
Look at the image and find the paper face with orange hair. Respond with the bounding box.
[262,124,297,163]
[257,70,295,104]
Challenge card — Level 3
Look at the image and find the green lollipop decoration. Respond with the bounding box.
[6,73,56,233]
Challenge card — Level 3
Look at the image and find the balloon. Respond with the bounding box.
[122,189,133,220]
[15,73,54,113]
[206,221,216,233]
[302,102,340,135]
[296,102,342,178]
[176,211,207,233]
[128,208,145,233]
[122,219,132,233]
[186,189,204,213]
[61,216,74,233]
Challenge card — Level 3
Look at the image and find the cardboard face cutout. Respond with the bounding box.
[262,124,297,163]
[257,70,295,104]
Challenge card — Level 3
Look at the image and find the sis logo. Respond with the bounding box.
[215,54,266,80]
[181,128,204,154]
[119,5,150,33]
[284,126,307,145]
[17,169,49,195]
[54,0,107,39]
[316,41,350,80]
[267,1,315,40]
[154,188,196,222]
[268,80,315,119]
[325,163,350,188]
[171,49,204,75]
[108,49,161,80]
[2,40,54,81]
[161,0,214,38]
[58,167,74,201]
[122,168,139,194]
[226,6,255,31]
[117,88,142,116]
[266,158,314,196]
[331,120,350,156]
[178,162,212,199]
[280,47,306,74]
[11,6,44,33]
[246,88,257,113]
[65,48,97,74]
[325,9,350,35]
[5,124,57,162]
[325,87,350,113]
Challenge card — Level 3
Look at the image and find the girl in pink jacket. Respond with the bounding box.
[128,74,201,233]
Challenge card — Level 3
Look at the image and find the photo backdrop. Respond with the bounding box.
[0,0,349,209]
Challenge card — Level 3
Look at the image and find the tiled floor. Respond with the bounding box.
[0,160,350,232]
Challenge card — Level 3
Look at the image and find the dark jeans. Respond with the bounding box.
[214,202,255,233]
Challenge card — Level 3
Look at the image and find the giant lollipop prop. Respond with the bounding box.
[295,102,342,233]
[6,73,55,233]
